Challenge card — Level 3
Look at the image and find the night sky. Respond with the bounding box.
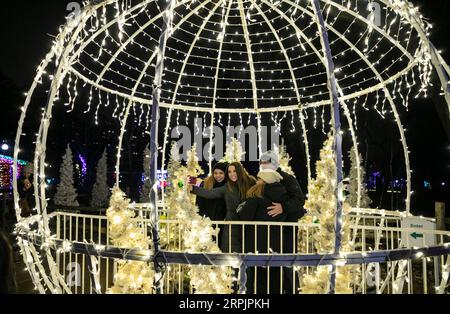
[0,0,449,215]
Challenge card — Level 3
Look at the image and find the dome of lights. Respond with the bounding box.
[11,0,450,295]
[14,0,450,214]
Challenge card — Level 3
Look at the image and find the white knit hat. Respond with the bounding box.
[257,169,283,184]
[260,150,279,169]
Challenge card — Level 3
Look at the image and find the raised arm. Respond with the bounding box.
[191,184,226,200]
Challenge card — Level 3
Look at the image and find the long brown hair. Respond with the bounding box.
[203,175,215,190]
[226,162,256,199]
[246,181,265,199]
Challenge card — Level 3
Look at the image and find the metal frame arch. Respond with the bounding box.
[250,0,312,182]
[12,51,58,292]
[207,0,234,173]
[160,0,222,181]
[399,4,450,121]
[11,0,121,295]
[13,51,58,221]
[115,0,216,186]
[31,5,101,294]
[68,60,418,113]
[309,0,344,293]
[16,7,95,293]
[260,0,362,205]
[236,0,262,157]
[280,0,412,211]
[94,0,190,85]
[319,0,414,62]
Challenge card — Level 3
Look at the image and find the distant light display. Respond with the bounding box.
[78,154,87,186]
[141,170,168,188]
[0,154,27,190]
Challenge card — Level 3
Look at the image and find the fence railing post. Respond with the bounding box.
[435,202,446,231]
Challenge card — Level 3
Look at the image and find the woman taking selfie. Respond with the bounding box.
[196,162,228,221]
[190,162,256,253]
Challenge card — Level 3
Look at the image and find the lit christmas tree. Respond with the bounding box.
[159,142,185,250]
[140,146,151,203]
[274,140,295,176]
[300,134,359,294]
[106,187,154,294]
[91,150,110,208]
[54,145,79,207]
[166,141,181,195]
[166,144,233,294]
[186,143,204,179]
[346,146,372,208]
[221,137,245,163]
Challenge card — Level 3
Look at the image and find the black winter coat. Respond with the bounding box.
[17,174,36,209]
[237,183,289,294]
[192,184,242,221]
[276,170,304,293]
[237,182,288,254]
[196,180,227,221]
[277,169,306,222]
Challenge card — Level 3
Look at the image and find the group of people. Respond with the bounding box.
[189,151,306,294]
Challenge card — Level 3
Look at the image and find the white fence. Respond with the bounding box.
[43,208,450,294]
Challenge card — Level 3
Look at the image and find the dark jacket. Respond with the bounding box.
[17,174,36,211]
[237,182,288,254]
[192,184,246,253]
[17,175,33,199]
[276,169,304,293]
[277,169,306,222]
[196,180,227,221]
[192,184,242,221]
[237,183,288,294]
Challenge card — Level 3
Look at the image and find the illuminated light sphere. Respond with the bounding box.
[11,0,450,295]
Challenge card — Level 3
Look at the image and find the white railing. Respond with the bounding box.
[46,210,450,294]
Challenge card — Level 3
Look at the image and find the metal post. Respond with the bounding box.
[435,202,446,231]
[150,0,176,294]
[309,0,344,294]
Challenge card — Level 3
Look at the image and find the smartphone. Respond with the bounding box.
[188,177,197,185]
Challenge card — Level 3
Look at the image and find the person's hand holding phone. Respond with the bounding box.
[188,176,197,185]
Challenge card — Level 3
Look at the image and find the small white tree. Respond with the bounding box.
[169,144,232,294]
[300,134,358,294]
[54,145,79,207]
[91,150,110,208]
[106,187,154,294]
[166,141,182,195]
[140,146,151,203]
[221,137,245,163]
[274,141,295,177]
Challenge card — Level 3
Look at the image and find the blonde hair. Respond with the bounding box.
[246,182,265,199]
[203,175,215,190]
